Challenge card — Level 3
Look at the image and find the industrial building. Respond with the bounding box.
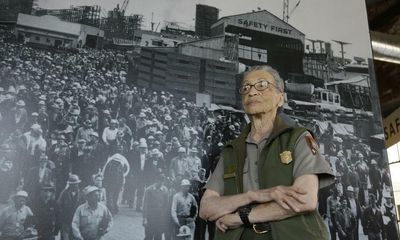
[179,10,305,79]
[195,4,219,38]
[0,0,33,24]
[210,10,305,76]
[135,47,237,106]
[133,29,195,48]
[35,5,101,28]
[15,13,104,49]
[133,9,306,107]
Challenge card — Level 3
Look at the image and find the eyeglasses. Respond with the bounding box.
[238,79,281,95]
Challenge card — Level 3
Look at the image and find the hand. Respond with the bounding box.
[142,218,147,227]
[216,213,242,233]
[250,186,307,212]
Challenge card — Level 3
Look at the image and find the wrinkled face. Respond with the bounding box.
[241,70,284,116]
[94,177,102,187]
[87,190,100,204]
[181,185,190,194]
[14,196,27,209]
[41,189,54,202]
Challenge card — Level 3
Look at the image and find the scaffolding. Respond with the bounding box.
[39,5,101,28]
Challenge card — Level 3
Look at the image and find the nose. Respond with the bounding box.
[248,85,259,96]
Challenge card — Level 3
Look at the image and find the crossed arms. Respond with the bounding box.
[199,174,318,232]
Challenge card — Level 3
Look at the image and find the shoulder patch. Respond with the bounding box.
[305,135,318,155]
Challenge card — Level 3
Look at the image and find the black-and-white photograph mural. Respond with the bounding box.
[0,0,397,239]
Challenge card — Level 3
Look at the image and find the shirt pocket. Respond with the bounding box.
[80,214,90,226]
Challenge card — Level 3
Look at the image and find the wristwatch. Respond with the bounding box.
[237,205,252,227]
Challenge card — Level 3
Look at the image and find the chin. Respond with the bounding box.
[244,108,264,115]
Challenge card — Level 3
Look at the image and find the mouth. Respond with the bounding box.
[246,100,260,106]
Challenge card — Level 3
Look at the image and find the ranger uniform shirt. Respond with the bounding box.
[206,131,334,194]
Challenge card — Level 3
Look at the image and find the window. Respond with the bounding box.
[177,74,189,79]
[46,38,50,43]
[151,40,163,46]
[178,59,190,64]
[335,95,340,103]
[35,36,40,41]
[328,93,333,102]
[322,92,327,101]
[238,45,267,63]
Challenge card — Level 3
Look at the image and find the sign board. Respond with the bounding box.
[196,93,211,108]
[384,106,400,148]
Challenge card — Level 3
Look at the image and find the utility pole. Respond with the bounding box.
[283,0,301,23]
[332,40,351,65]
[283,0,289,22]
[151,12,154,31]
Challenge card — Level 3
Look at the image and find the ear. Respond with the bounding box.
[277,93,284,107]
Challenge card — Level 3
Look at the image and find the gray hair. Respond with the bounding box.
[242,65,285,92]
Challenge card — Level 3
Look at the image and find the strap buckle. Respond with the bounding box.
[252,223,271,234]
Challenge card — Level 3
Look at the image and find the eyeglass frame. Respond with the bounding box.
[238,79,282,95]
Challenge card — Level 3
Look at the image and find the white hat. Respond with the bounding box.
[180,179,191,186]
[190,148,198,153]
[178,147,186,153]
[346,186,354,192]
[14,190,29,198]
[150,149,159,156]
[16,100,25,107]
[139,142,148,148]
[31,124,42,131]
[165,115,172,121]
[83,186,100,196]
[67,174,81,184]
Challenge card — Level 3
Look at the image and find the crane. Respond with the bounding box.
[121,0,129,14]
[283,0,301,23]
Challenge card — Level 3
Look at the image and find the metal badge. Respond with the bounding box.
[280,151,293,164]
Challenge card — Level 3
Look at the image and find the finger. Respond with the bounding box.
[292,186,307,194]
[277,199,291,210]
[283,196,302,212]
[286,191,307,204]
[216,220,226,232]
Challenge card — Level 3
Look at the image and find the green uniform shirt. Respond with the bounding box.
[205,116,335,240]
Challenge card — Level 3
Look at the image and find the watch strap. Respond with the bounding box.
[237,205,252,227]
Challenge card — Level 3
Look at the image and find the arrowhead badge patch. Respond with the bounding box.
[305,135,318,155]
